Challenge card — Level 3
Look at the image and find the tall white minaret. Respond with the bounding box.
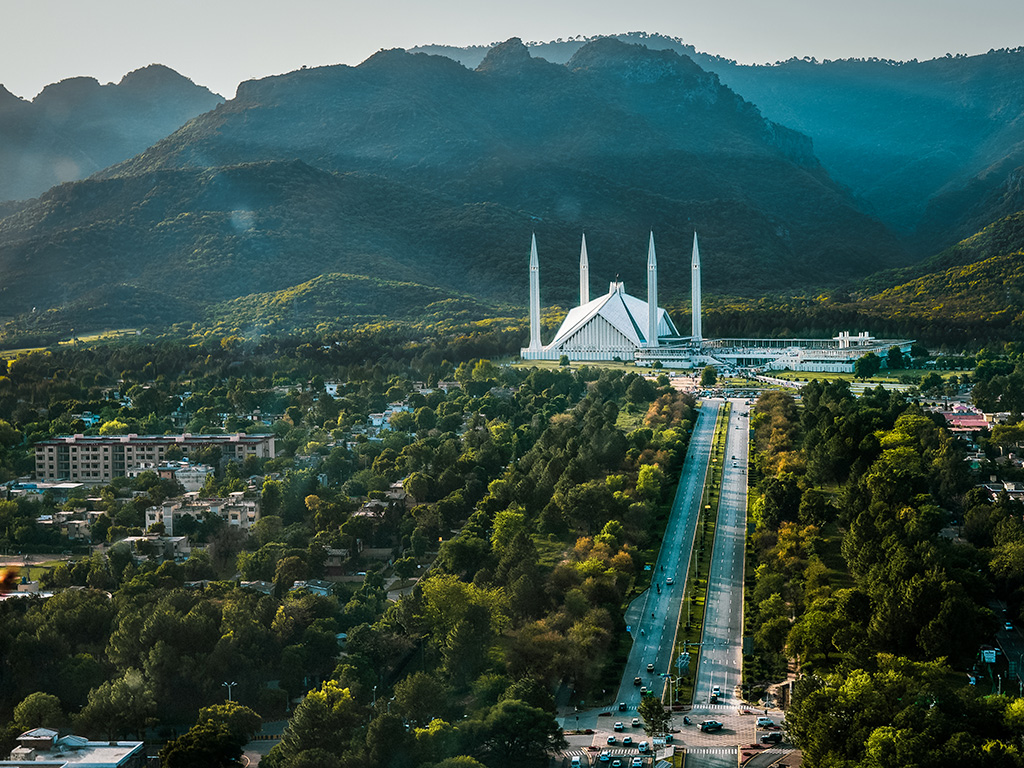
[691,231,702,343]
[647,231,658,348]
[529,234,542,350]
[579,233,590,306]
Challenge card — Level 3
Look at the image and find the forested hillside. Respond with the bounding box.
[0,37,909,346]
[0,65,222,202]
[418,33,1024,247]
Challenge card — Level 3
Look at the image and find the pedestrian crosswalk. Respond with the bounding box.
[685,747,738,755]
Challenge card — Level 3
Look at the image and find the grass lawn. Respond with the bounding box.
[2,329,138,359]
[532,534,570,569]
[770,368,958,384]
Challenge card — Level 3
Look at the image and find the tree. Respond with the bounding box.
[367,712,414,767]
[265,680,361,766]
[886,346,905,370]
[274,555,309,594]
[700,366,717,387]
[160,721,242,768]
[394,671,452,727]
[261,478,283,517]
[636,464,665,502]
[475,699,566,768]
[853,353,881,379]
[13,692,65,731]
[637,694,670,736]
[435,758,486,768]
[76,668,155,739]
[197,701,262,745]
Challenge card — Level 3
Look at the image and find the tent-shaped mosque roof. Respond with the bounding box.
[546,281,678,350]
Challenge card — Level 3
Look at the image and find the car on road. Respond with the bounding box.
[631,759,643,767]
[639,686,647,695]
[607,735,617,744]
[637,741,649,753]
[622,736,633,746]
[699,720,723,733]
[666,577,674,586]
[646,663,655,673]
[756,716,775,728]
[571,758,582,767]
[611,760,622,768]
[1006,622,1015,631]
[619,701,627,711]
[760,732,783,744]
[711,685,721,700]
[634,676,642,686]
[631,717,641,727]
[614,721,624,731]
[599,750,611,762]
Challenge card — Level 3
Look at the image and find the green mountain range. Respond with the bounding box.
[417,34,1024,242]
[2,35,1024,346]
[0,38,909,343]
[0,64,223,203]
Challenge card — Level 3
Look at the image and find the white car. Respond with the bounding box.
[631,759,643,767]
[757,716,775,728]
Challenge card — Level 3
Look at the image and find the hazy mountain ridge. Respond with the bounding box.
[0,64,223,202]
[416,34,1024,246]
[0,37,916,344]
[96,38,900,277]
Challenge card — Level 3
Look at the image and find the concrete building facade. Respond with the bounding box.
[34,433,275,484]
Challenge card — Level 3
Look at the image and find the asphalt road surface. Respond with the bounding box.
[692,399,749,709]
[683,398,750,768]
[613,399,721,712]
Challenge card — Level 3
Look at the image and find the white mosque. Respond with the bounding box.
[520,233,914,373]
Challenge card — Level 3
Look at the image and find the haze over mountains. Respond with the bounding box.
[1,34,1023,344]
[417,33,1024,244]
[0,64,223,202]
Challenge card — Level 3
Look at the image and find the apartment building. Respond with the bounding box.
[145,491,260,535]
[34,433,275,484]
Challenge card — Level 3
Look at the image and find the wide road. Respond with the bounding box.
[614,399,721,713]
[557,399,720,741]
[684,398,750,768]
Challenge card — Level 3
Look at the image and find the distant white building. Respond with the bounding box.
[145,491,259,535]
[122,534,191,561]
[126,460,213,492]
[521,232,913,373]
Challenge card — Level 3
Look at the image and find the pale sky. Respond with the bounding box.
[2,0,1023,99]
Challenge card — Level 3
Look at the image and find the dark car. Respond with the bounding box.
[619,701,627,712]
[634,676,642,686]
[699,720,723,733]
[760,732,783,744]
[647,663,655,673]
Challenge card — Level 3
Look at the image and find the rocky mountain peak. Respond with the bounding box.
[476,38,533,73]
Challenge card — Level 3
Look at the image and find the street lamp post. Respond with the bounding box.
[222,681,237,702]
